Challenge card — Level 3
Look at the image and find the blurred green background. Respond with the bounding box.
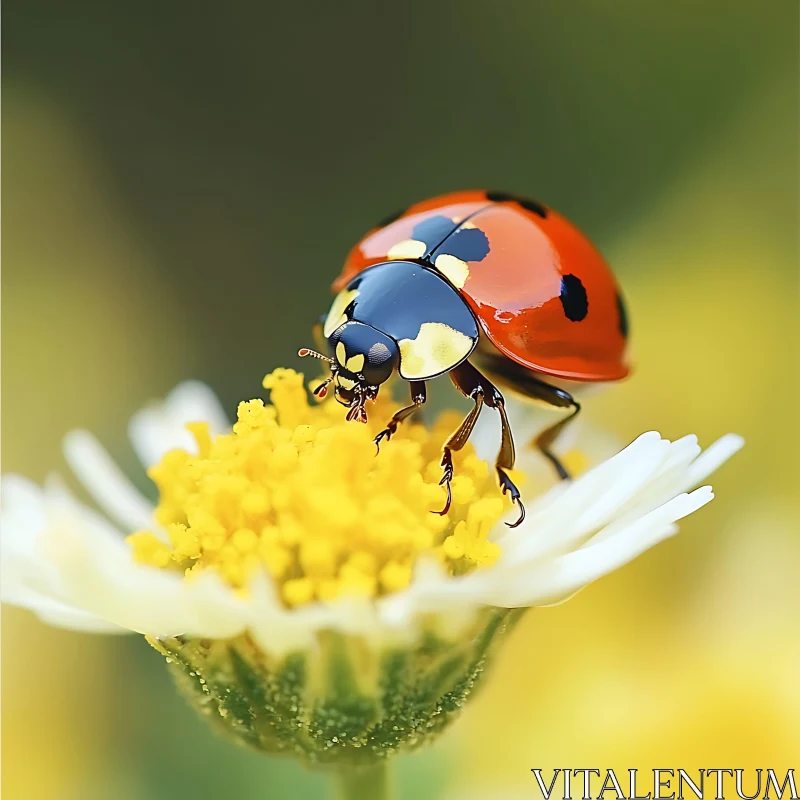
[3,2,798,798]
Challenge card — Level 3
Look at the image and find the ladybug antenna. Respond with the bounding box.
[298,347,334,364]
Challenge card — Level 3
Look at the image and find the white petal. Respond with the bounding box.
[246,575,319,655]
[62,430,155,533]
[128,380,230,468]
[600,434,701,523]
[498,431,669,562]
[478,488,714,607]
[588,434,741,546]
[1,475,47,559]
[686,433,744,487]
[1,475,131,633]
[20,593,127,633]
[376,556,486,638]
[41,517,248,638]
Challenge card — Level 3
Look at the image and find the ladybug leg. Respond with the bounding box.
[516,377,581,480]
[374,381,427,452]
[470,356,581,480]
[536,406,581,480]
[443,361,525,527]
[434,390,485,517]
[493,399,526,528]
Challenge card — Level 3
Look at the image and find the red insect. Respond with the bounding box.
[301,190,630,526]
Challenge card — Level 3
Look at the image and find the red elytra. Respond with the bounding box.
[306,190,633,527]
[334,189,629,383]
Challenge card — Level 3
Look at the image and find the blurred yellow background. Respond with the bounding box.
[3,2,798,799]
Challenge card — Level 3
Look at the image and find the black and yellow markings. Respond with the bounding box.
[432,254,470,288]
[323,288,360,338]
[387,215,464,263]
[335,374,357,390]
[429,222,491,289]
[384,212,492,291]
[335,341,365,373]
[332,261,480,381]
[398,322,475,381]
[387,238,427,260]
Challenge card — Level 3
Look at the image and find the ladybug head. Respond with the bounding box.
[326,321,399,418]
[299,321,399,420]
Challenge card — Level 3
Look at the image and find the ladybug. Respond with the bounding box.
[300,190,630,527]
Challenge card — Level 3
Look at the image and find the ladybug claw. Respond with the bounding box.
[432,479,453,517]
[505,497,526,528]
[498,469,525,528]
[432,449,455,517]
[374,427,393,454]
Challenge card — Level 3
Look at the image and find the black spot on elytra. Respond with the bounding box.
[437,226,490,263]
[517,197,548,218]
[616,291,629,338]
[559,274,588,321]
[410,215,460,253]
[375,207,406,229]
[486,190,515,203]
[486,190,548,218]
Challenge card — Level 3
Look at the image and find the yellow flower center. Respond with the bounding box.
[128,369,516,607]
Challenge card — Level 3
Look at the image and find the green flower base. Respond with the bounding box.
[149,607,524,768]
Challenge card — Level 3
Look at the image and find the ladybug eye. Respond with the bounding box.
[332,321,399,388]
[367,342,392,364]
[361,338,398,386]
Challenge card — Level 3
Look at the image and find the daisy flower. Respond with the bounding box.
[1,369,742,798]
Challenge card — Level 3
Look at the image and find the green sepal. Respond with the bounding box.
[149,607,524,767]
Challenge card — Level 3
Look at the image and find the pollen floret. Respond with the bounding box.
[128,369,509,608]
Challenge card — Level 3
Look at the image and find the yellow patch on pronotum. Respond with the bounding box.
[398,322,474,380]
[434,254,470,288]
[323,288,359,338]
[387,239,427,260]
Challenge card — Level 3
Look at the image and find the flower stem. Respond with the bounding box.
[334,762,392,800]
